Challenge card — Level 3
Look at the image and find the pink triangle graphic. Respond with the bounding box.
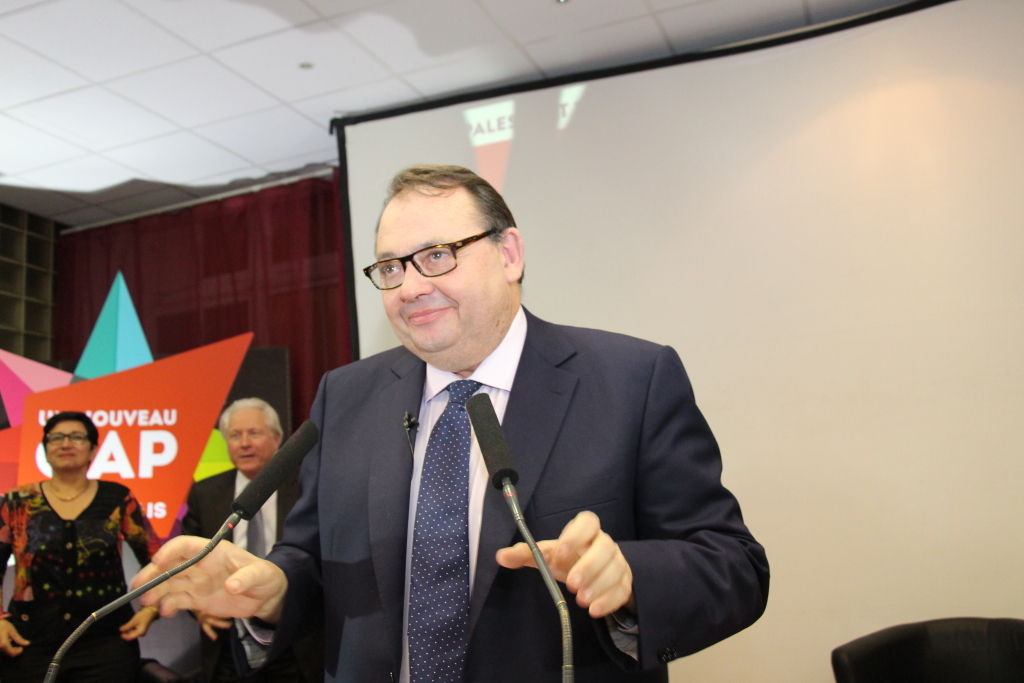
[0,349,73,392]
[0,359,33,428]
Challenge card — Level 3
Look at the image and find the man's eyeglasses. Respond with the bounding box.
[363,229,497,291]
[45,432,90,446]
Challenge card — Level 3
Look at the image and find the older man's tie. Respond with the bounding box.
[408,379,481,683]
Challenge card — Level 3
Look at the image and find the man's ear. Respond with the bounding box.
[501,228,525,284]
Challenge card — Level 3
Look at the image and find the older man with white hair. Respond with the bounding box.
[181,398,321,683]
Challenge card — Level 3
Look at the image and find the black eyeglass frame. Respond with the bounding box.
[362,228,499,290]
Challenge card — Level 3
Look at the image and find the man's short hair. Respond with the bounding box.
[383,165,522,283]
[383,165,516,244]
[219,398,283,436]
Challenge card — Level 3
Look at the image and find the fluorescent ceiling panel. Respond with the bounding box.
[107,56,279,128]
[0,0,196,81]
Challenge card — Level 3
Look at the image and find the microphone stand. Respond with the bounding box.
[499,477,574,683]
[43,511,242,683]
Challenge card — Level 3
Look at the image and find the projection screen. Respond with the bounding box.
[342,0,1024,679]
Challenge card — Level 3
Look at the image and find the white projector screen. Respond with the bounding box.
[344,0,1024,680]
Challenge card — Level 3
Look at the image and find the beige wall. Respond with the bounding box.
[347,0,1024,679]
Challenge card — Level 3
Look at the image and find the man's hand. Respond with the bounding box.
[131,535,288,624]
[195,611,233,640]
[0,619,30,657]
[119,606,158,641]
[496,511,635,618]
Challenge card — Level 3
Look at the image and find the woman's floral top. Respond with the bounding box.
[0,481,161,644]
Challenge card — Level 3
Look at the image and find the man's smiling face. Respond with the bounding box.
[375,186,524,376]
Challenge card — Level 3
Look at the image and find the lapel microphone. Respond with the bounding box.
[403,411,419,457]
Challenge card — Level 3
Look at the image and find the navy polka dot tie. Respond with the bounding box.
[409,379,481,683]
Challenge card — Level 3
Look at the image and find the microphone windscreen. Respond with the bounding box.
[232,419,319,520]
[466,393,519,489]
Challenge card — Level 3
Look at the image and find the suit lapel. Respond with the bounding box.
[468,312,578,637]
[367,351,425,666]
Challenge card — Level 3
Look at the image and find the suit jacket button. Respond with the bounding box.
[20,614,29,622]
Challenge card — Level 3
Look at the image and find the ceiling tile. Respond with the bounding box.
[302,0,391,20]
[51,204,119,226]
[18,154,146,192]
[261,151,338,174]
[107,56,280,128]
[646,0,704,10]
[186,168,271,193]
[103,132,251,184]
[0,113,86,174]
[479,0,651,44]
[0,180,88,218]
[8,87,178,150]
[526,16,671,78]
[806,0,908,24]
[0,35,86,108]
[402,45,541,98]
[293,78,422,122]
[0,0,47,16]
[657,0,808,54]
[122,0,318,51]
[195,106,334,165]
[100,185,196,216]
[337,0,511,73]
[213,21,389,101]
[0,0,196,81]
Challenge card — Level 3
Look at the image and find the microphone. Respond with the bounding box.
[44,420,320,683]
[466,394,573,683]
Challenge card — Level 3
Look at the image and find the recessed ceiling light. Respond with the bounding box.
[299,62,314,69]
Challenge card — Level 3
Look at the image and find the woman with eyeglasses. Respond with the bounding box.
[0,411,161,683]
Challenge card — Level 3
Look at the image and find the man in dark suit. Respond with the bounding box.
[138,166,769,683]
[180,398,320,683]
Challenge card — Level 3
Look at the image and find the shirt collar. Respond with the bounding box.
[424,306,527,401]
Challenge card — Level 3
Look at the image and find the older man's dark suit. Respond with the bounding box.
[183,468,322,683]
[265,309,769,682]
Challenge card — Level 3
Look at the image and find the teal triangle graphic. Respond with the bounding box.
[75,272,153,379]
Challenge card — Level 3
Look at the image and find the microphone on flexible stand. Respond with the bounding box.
[43,420,320,683]
[466,394,574,683]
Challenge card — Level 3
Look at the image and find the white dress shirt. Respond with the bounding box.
[398,306,528,683]
[233,469,277,554]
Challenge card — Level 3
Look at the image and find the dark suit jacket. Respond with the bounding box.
[266,310,769,682]
[183,467,323,682]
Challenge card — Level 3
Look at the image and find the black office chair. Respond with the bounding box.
[831,617,1024,683]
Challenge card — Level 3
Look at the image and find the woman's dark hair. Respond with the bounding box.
[42,411,100,447]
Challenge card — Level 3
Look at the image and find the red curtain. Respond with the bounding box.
[53,172,354,430]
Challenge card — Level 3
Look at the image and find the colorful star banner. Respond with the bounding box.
[0,272,251,537]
